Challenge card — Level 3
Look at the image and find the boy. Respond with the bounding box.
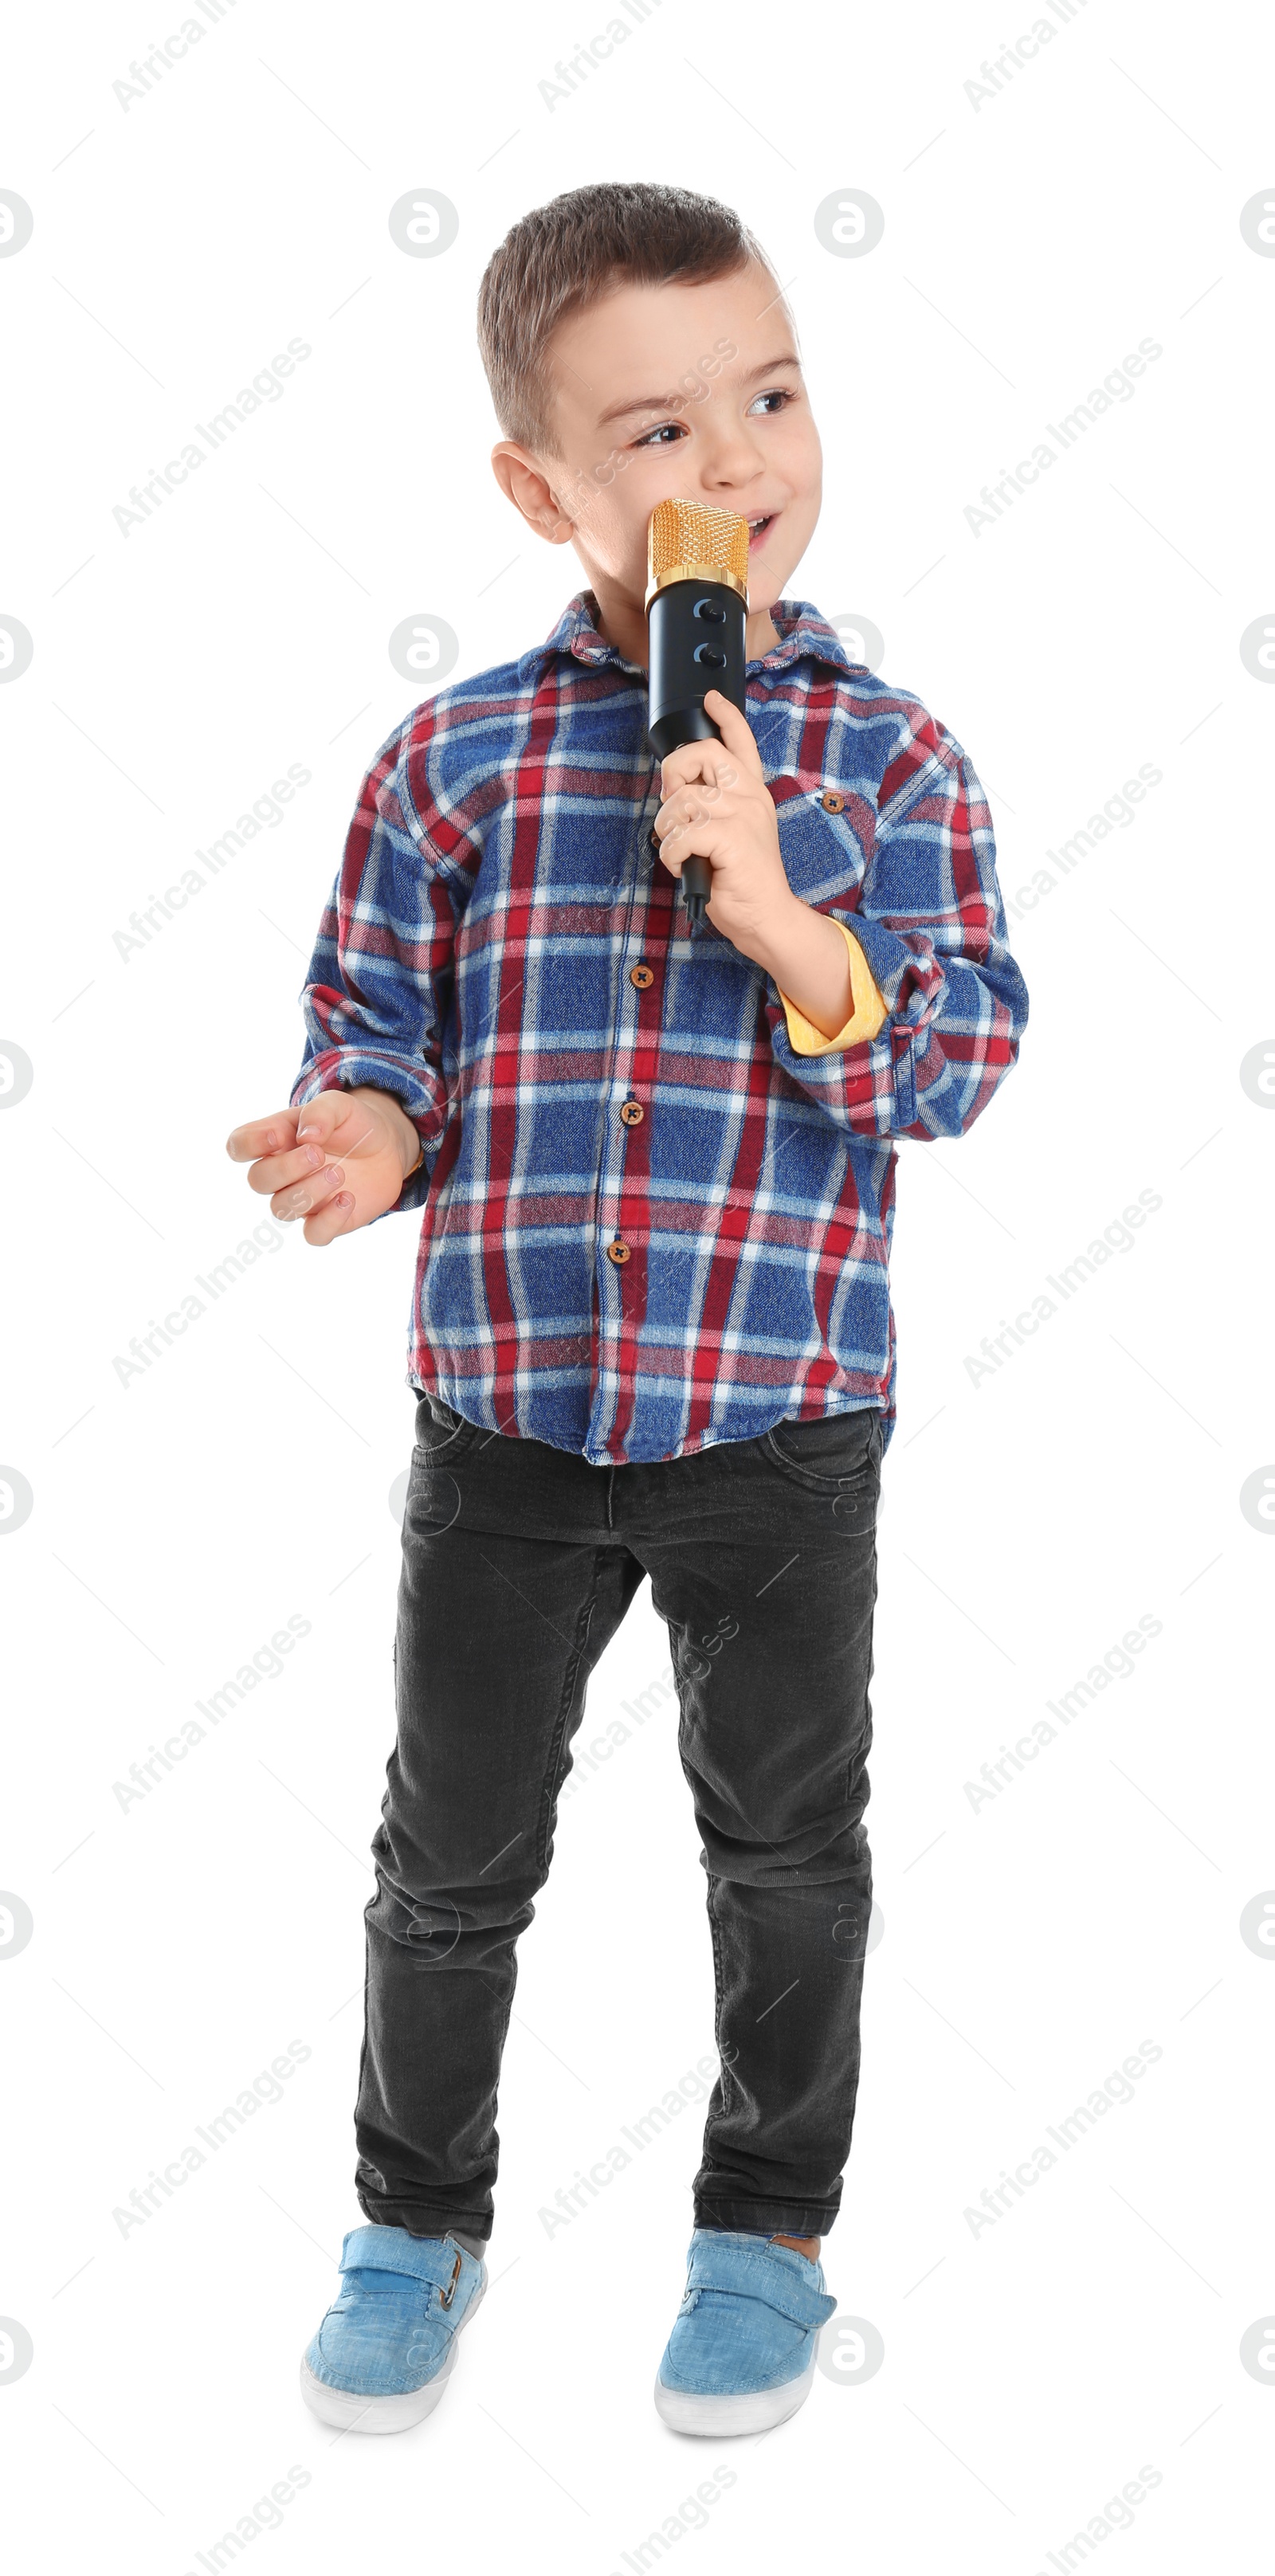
[226,181,1027,2437]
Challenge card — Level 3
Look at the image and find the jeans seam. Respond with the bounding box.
[536,1555,603,1878]
[857,1537,879,1802]
[705,1873,732,2122]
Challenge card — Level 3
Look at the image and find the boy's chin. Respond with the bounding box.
[747,573,794,621]
[747,539,808,611]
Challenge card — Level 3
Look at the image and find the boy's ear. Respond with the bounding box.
[490,442,577,547]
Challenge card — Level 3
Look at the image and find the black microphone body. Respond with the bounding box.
[647,578,748,927]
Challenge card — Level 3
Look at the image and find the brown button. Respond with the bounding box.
[619,1099,644,1127]
[629,963,654,989]
[606,1239,631,1264]
[821,790,846,814]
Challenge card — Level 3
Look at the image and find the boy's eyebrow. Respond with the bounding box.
[595,351,802,428]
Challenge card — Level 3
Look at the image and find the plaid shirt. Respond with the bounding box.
[289,593,1027,1465]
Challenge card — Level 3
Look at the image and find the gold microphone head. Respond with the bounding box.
[645,498,750,610]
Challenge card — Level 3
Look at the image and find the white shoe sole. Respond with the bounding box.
[653,2340,818,2437]
[300,2274,486,2434]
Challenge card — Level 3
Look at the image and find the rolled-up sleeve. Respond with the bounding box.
[763,743,1027,1140]
[289,728,460,1221]
[775,915,889,1054]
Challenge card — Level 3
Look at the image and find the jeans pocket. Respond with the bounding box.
[414,1393,481,1464]
[760,1406,882,1494]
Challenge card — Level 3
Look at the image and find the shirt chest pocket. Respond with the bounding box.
[767,775,872,908]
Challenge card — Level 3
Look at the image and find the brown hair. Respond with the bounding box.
[477,181,774,455]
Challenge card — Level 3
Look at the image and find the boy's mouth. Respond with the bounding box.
[747,512,777,551]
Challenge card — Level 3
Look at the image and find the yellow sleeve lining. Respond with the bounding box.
[777,916,888,1056]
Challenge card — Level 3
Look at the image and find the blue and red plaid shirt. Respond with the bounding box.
[289,593,1027,1464]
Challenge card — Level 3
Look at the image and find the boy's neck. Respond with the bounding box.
[586,576,782,674]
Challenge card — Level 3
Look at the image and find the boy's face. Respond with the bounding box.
[491,259,822,660]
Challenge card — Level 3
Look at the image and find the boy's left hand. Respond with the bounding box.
[653,689,795,957]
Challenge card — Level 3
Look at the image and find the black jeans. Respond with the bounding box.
[354,1392,883,2246]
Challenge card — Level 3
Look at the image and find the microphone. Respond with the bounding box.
[645,498,750,927]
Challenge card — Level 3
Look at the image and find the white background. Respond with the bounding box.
[2,0,1273,2567]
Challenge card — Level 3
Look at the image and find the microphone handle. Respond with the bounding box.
[681,866,711,928]
[646,577,747,927]
[657,709,716,925]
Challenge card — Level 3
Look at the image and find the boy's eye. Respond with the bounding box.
[632,386,796,446]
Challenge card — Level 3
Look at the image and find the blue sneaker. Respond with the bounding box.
[300,2225,487,2433]
[654,2230,837,2435]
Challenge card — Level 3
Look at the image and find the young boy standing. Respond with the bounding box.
[227,182,1027,2437]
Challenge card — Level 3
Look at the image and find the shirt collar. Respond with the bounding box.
[517,592,857,685]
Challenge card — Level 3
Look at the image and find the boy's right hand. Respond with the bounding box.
[225,1084,422,1246]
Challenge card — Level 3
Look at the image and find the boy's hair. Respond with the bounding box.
[477,181,774,457]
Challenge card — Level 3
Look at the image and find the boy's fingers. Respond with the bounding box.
[702,689,763,774]
[659,692,759,799]
[228,1092,380,1247]
[271,1159,347,1223]
[297,1091,385,1163]
[656,781,732,844]
[225,1107,303,1164]
[226,1092,371,1168]
[301,1191,357,1247]
[654,802,719,872]
[292,1090,353,1147]
[659,739,731,799]
[245,1144,313,1198]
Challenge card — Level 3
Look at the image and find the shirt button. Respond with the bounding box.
[821,790,846,814]
[606,1239,631,1264]
[619,1099,644,1127]
[630,963,654,989]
